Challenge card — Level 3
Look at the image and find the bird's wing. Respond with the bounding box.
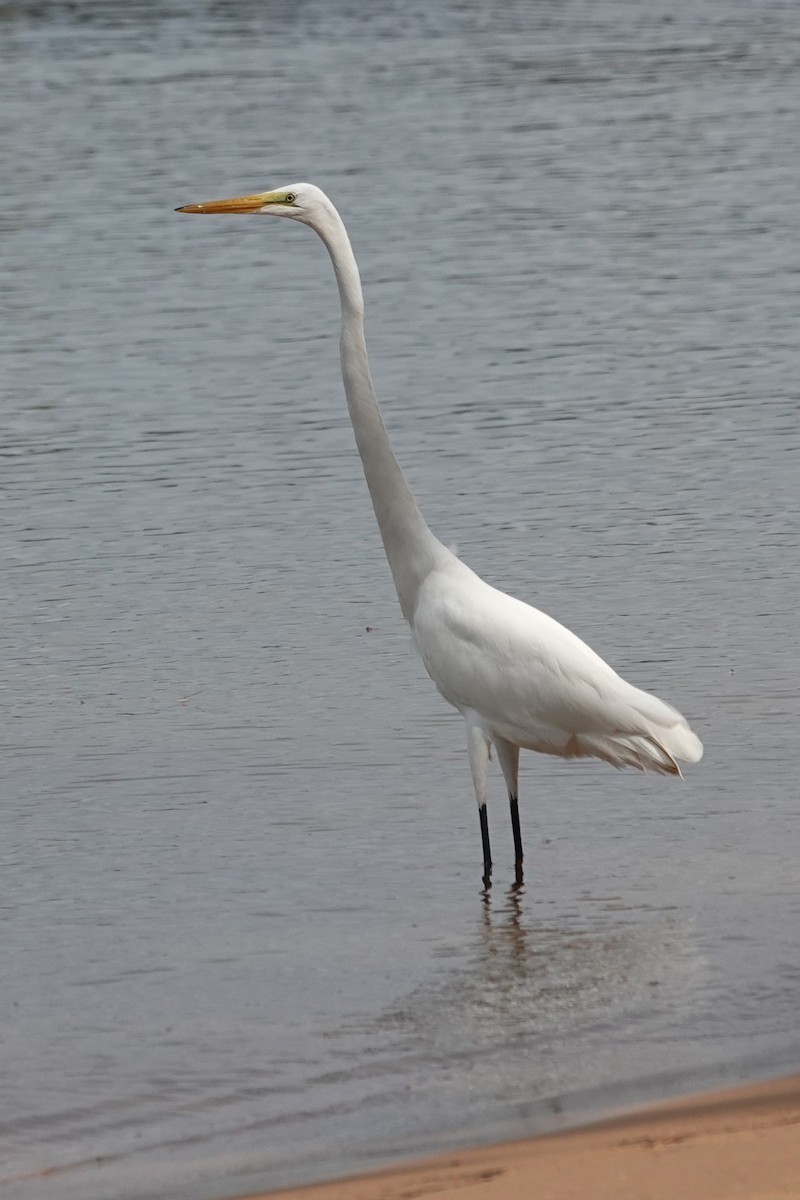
[412,566,687,753]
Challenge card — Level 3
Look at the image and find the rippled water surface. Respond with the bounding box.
[2,2,800,1198]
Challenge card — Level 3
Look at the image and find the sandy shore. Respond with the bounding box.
[238,1073,800,1200]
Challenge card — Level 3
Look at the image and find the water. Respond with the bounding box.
[2,1,799,1197]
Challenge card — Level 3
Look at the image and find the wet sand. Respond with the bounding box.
[238,1073,800,1200]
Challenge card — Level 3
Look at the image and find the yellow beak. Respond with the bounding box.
[175,192,273,215]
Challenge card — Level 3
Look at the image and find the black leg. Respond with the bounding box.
[479,802,492,888]
[509,792,524,884]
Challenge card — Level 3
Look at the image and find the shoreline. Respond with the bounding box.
[236,1072,800,1200]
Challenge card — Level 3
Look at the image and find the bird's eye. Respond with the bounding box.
[284,193,296,204]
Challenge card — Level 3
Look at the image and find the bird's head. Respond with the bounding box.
[176,182,330,228]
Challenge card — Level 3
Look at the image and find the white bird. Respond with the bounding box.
[177,182,703,887]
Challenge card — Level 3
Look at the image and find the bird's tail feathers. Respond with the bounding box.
[659,721,703,765]
[567,721,703,777]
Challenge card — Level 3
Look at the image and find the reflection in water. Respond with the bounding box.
[480,882,528,976]
[379,888,704,1078]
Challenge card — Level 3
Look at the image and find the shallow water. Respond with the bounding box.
[2,2,800,1197]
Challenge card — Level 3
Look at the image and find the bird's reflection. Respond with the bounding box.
[453,884,696,1048]
[477,879,533,987]
[371,880,699,1072]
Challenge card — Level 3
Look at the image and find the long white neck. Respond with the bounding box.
[312,204,450,623]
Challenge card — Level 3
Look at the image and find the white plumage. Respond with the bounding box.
[177,181,703,886]
[414,554,702,775]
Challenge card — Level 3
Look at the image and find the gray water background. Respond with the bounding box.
[2,1,800,1197]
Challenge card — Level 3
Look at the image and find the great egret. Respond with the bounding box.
[176,183,703,887]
